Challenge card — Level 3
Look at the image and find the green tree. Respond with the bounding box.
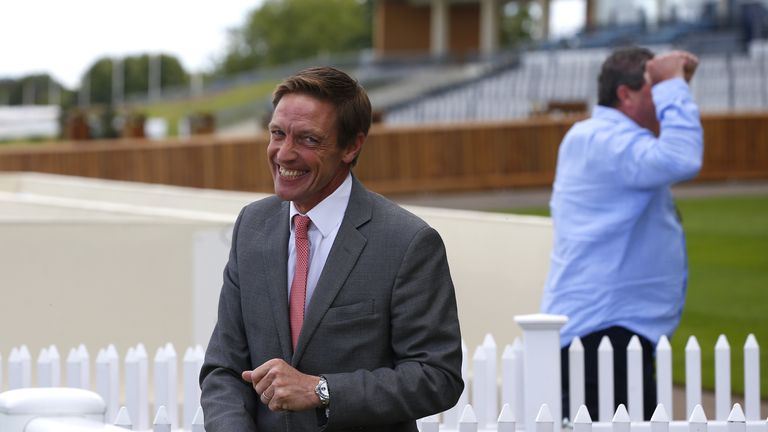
[0,74,70,106]
[82,54,189,104]
[217,0,371,75]
[502,1,534,48]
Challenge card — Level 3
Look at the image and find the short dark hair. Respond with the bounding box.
[598,47,655,107]
[272,66,372,164]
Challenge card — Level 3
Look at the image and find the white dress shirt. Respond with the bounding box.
[287,173,352,311]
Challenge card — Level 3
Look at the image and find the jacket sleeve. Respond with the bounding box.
[621,78,704,188]
[199,207,259,432]
[322,225,464,429]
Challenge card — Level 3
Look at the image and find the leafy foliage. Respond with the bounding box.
[216,0,371,75]
[502,1,534,47]
[82,54,189,105]
[0,74,74,107]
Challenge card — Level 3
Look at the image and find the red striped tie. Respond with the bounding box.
[289,215,311,350]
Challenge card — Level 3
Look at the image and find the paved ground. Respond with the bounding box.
[391,180,768,419]
[390,180,768,212]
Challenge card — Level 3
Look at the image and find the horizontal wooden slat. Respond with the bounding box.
[1,113,766,195]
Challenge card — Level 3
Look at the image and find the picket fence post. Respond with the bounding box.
[715,335,732,420]
[627,336,644,421]
[613,404,630,432]
[153,405,171,432]
[473,345,491,428]
[125,344,150,430]
[192,406,206,432]
[744,334,760,421]
[657,336,673,417]
[689,404,707,432]
[597,337,613,422]
[501,338,525,429]
[728,403,746,432]
[36,347,53,387]
[535,403,554,432]
[497,403,515,432]
[154,343,178,429]
[8,346,32,389]
[184,345,205,431]
[569,337,585,421]
[651,404,670,432]
[573,405,591,432]
[114,406,132,429]
[686,336,702,418]
[483,334,498,430]
[515,314,567,432]
[459,404,478,432]
[106,345,120,424]
[96,344,120,426]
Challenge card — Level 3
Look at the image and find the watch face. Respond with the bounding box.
[316,378,330,405]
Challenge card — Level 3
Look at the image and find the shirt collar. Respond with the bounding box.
[289,173,352,238]
[592,104,634,124]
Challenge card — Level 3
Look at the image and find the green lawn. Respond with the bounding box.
[138,79,278,136]
[502,195,768,397]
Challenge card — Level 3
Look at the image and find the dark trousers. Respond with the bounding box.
[560,326,657,421]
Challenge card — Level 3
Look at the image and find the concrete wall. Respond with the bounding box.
[0,173,551,363]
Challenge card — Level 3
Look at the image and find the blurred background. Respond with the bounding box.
[2,0,767,141]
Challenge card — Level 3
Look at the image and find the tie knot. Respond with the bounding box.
[293,215,311,239]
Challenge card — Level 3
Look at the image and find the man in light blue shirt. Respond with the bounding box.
[541,47,702,420]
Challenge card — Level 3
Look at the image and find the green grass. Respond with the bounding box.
[135,79,279,136]
[673,196,768,397]
[0,137,61,147]
[500,195,768,397]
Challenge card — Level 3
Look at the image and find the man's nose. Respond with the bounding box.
[275,135,297,160]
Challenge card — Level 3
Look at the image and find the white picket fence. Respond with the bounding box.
[424,315,764,431]
[1,342,205,431]
[0,314,764,432]
[421,401,767,432]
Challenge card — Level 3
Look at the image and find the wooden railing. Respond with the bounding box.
[1,112,766,195]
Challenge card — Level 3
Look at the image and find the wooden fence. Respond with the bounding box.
[0,113,767,195]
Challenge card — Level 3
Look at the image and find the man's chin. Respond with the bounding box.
[274,184,302,202]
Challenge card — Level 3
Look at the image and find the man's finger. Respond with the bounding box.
[241,370,253,382]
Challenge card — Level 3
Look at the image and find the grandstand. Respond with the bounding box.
[383,39,768,125]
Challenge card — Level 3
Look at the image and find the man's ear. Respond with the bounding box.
[342,133,365,164]
[616,84,631,106]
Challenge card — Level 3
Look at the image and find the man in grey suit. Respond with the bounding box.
[200,66,464,431]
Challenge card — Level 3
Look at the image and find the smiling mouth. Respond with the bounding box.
[278,166,308,178]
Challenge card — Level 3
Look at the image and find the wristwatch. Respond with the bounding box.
[315,376,330,407]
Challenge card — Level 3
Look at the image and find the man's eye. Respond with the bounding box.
[270,130,285,138]
[304,136,320,145]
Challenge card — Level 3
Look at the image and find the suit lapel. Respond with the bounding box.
[260,202,293,360]
[292,177,371,364]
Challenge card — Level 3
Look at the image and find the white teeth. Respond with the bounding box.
[279,166,306,177]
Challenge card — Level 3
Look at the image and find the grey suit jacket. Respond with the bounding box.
[200,177,464,432]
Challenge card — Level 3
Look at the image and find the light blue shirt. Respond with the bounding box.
[541,78,703,347]
[288,173,352,312]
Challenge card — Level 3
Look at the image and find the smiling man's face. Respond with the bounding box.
[267,93,359,213]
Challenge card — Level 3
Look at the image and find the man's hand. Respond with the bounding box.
[242,359,321,412]
[646,51,699,85]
